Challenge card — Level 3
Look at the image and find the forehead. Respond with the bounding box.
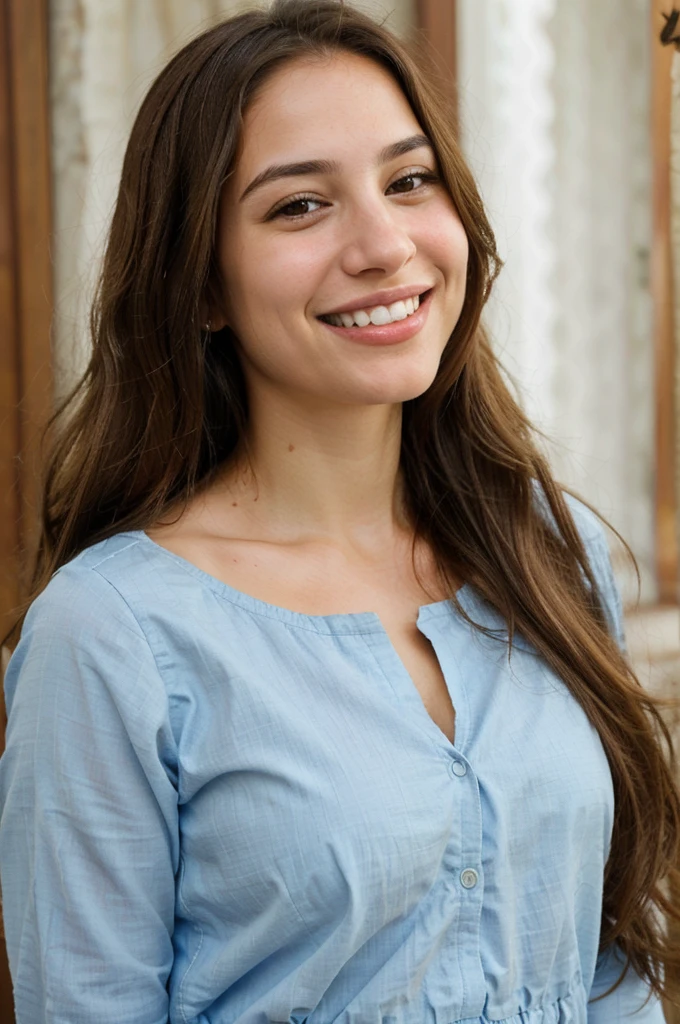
[235,53,422,174]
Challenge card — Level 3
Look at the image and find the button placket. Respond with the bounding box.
[440,741,486,1013]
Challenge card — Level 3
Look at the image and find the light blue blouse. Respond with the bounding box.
[0,499,665,1023]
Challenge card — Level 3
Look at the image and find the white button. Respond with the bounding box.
[460,868,479,889]
[450,760,467,777]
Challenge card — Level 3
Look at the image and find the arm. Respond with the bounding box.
[0,565,179,1024]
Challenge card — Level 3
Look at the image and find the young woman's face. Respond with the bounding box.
[216,53,469,408]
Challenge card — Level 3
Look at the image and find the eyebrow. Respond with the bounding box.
[239,133,434,202]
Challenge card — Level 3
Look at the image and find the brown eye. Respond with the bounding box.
[269,196,324,220]
[387,171,439,194]
[280,199,316,217]
[390,175,419,193]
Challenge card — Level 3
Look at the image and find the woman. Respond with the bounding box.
[0,1,678,1021]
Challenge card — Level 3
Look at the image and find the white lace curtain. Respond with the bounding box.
[457,0,655,604]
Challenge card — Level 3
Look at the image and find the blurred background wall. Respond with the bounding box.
[459,0,655,603]
[1,0,679,1019]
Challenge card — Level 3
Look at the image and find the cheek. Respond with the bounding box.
[234,237,332,319]
[222,257,291,331]
[427,213,469,277]
[217,220,307,330]
[221,257,314,365]
[265,234,336,299]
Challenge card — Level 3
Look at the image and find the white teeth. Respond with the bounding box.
[369,306,391,326]
[388,300,408,320]
[321,292,425,328]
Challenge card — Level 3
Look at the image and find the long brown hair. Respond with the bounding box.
[22,0,680,1002]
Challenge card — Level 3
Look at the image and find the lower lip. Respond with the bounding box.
[317,290,433,346]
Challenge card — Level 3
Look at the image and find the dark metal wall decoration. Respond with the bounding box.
[661,8,680,46]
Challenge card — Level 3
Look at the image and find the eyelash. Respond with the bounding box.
[267,170,441,221]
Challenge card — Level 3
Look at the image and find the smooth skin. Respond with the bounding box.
[148,53,469,744]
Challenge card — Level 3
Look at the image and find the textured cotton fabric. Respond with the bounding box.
[0,499,665,1023]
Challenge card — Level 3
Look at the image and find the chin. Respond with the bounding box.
[343,369,441,407]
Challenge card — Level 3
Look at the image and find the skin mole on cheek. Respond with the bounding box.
[288,443,295,452]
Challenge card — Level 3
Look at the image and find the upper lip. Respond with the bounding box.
[319,284,433,317]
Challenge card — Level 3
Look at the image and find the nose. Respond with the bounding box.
[339,195,417,278]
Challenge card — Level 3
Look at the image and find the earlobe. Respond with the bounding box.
[199,304,229,332]
[202,319,231,333]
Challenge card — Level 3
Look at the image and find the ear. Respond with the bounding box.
[207,313,229,331]
[199,293,229,332]
[200,312,229,332]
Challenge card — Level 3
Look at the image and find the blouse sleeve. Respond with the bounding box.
[588,946,666,1022]
[582,507,627,655]
[574,507,666,1022]
[0,564,179,1024]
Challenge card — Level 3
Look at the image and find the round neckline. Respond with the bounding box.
[131,529,477,634]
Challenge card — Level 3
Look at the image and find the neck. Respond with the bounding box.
[217,386,408,552]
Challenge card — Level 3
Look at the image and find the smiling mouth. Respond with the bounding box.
[318,290,432,329]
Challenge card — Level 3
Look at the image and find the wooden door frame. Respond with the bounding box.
[651,0,679,606]
[652,18,680,1020]
[416,0,457,92]
[0,0,53,645]
[0,0,52,1019]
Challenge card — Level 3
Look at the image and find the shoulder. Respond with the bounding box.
[22,533,156,641]
[559,491,618,589]
[10,535,164,690]
[530,481,626,649]
[10,530,241,712]
[532,480,605,545]
[532,481,612,567]
[559,490,626,650]
[562,491,611,559]
[23,530,209,641]
[10,532,196,707]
